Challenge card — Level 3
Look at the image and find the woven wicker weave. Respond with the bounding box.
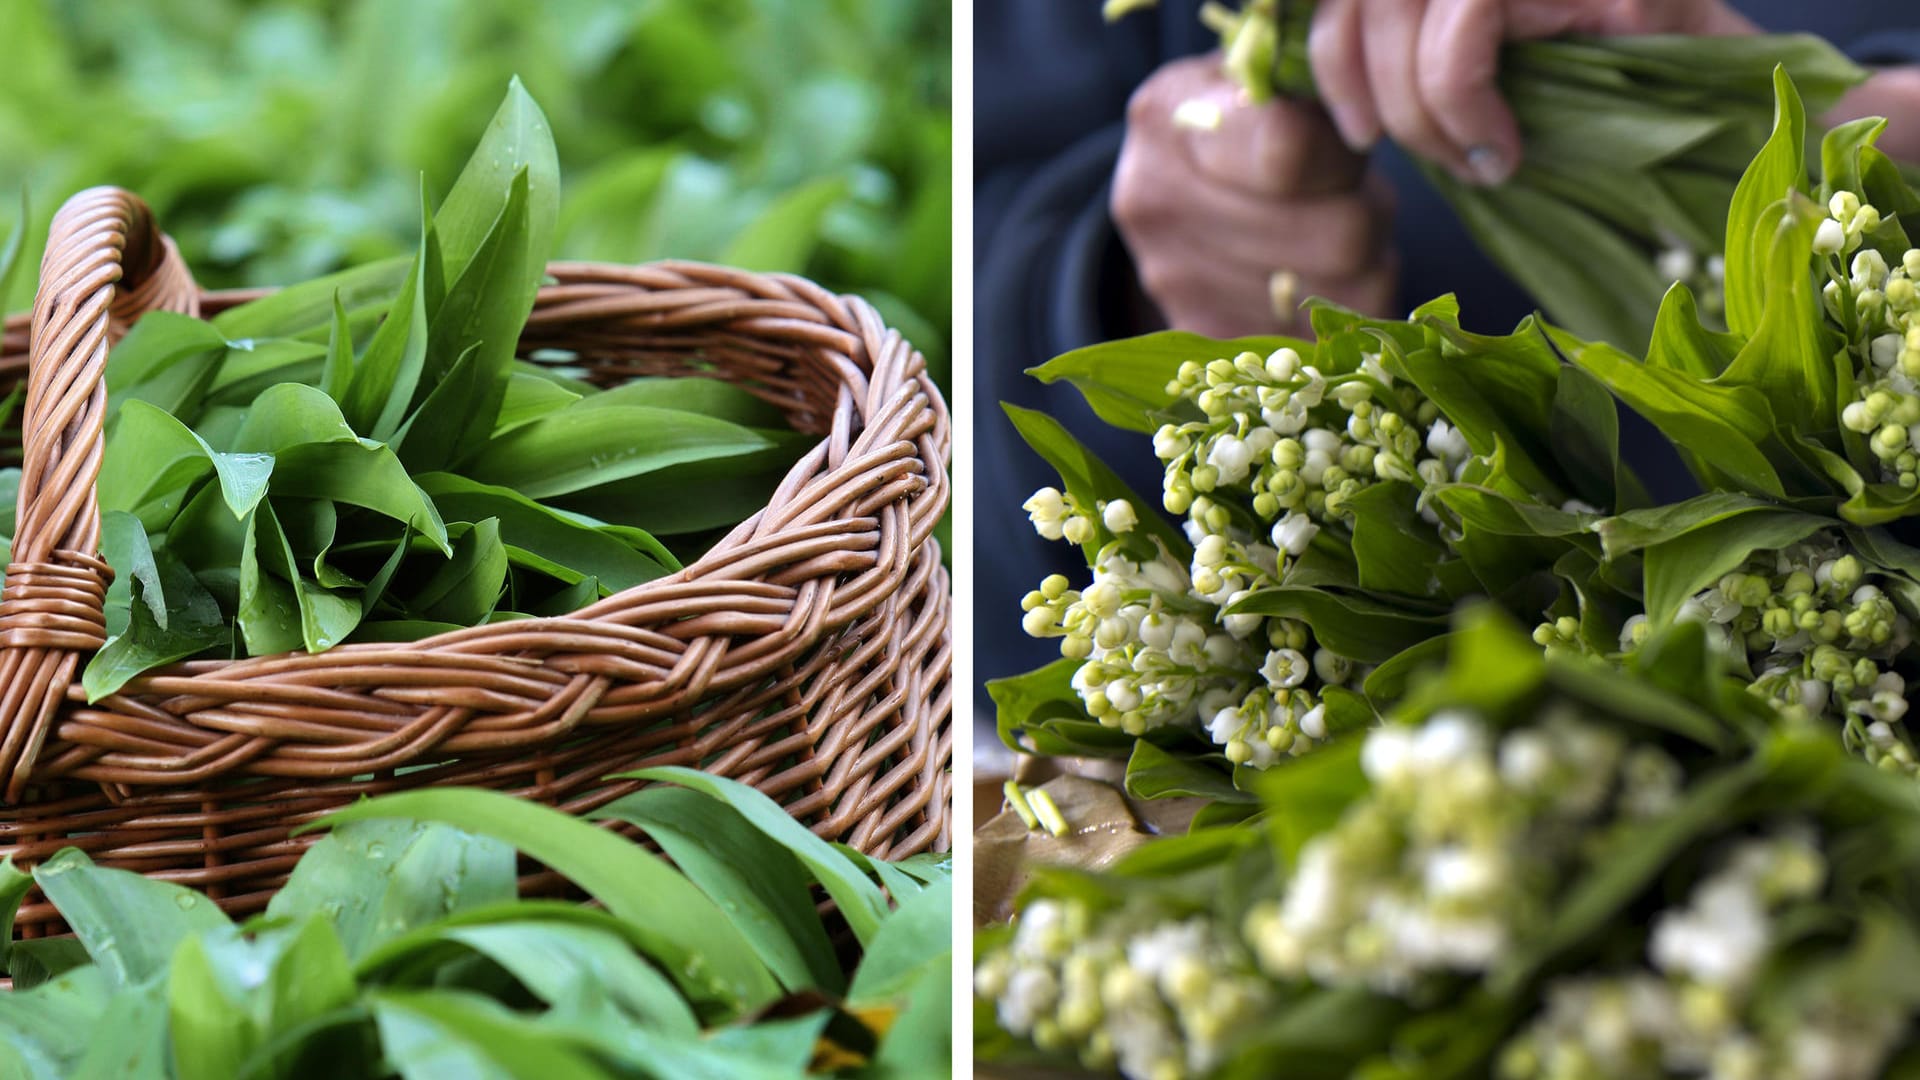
[0,188,952,934]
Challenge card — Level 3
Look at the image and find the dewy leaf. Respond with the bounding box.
[267,819,515,962]
[1723,66,1809,338]
[255,502,364,653]
[311,789,779,1010]
[597,785,844,994]
[434,77,560,291]
[99,400,272,523]
[615,767,891,947]
[30,848,231,988]
[466,403,773,500]
[370,991,606,1080]
[398,166,545,471]
[167,936,256,1080]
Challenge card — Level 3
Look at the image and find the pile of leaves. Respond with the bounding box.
[0,0,949,381]
[982,70,1920,1077]
[0,80,813,701]
[0,769,952,1079]
[1106,0,1865,351]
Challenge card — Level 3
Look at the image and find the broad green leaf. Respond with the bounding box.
[617,767,890,947]
[1028,332,1298,433]
[1641,508,1827,625]
[102,311,228,425]
[597,785,844,994]
[84,538,227,702]
[1595,492,1781,559]
[100,400,272,522]
[415,474,674,592]
[320,293,355,402]
[398,167,541,470]
[168,936,257,1080]
[574,378,791,430]
[433,77,560,291]
[311,790,779,1010]
[1002,402,1188,563]
[263,918,356,1046]
[342,207,433,440]
[267,819,515,962]
[70,977,168,1080]
[428,922,699,1036]
[1560,334,1784,497]
[370,991,604,1080]
[867,949,953,1076]
[210,257,412,342]
[31,848,231,988]
[1723,66,1808,337]
[988,659,1132,759]
[467,404,773,500]
[267,441,449,553]
[494,371,581,434]
[1343,483,1453,597]
[405,518,508,626]
[1225,587,1443,664]
[550,434,813,537]
[1124,739,1250,803]
[1717,192,1833,434]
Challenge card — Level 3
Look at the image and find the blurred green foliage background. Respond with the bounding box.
[0,0,952,381]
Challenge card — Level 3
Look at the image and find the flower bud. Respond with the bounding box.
[1101,499,1138,534]
[1830,190,1861,225]
[1266,347,1301,382]
[1813,217,1846,255]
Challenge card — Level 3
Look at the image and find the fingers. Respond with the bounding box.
[1418,0,1520,184]
[1128,53,1365,199]
[1311,0,1517,185]
[1308,0,1379,151]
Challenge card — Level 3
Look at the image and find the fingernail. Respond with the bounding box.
[1328,104,1377,151]
[1466,145,1512,186]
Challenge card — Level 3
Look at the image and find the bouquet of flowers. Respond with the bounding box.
[981,69,1920,1078]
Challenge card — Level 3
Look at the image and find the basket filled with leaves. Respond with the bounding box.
[0,81,951,935]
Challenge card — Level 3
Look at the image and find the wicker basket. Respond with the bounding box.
[0,188,952,934]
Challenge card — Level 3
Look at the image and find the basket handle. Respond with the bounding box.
[0,187,199,798]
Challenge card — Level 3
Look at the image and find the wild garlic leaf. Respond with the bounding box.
[99,400,272,523]
[84,526,227,702]
[466,404,773,500]
[404,518,508,627]
[415,473,673,593]
[433,77,559,293]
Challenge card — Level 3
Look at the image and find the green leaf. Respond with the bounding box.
[31,848,231,988]
[1124,739,1250,803]
[310,790,778,1010]
[267,441,450,553]
[398,167,542,471]
[100,399,272,523]
[467,404,774,500]
[616,767,891,946]
[987,659,1132,759]
[597,786,844,994]
[1029,332,1299,433]
[267,819,516,962]
[426,921,699,1036]
[405,518,508,626]
[210,257,412,342]
[84,534,227,702]
[415,473,673,592]
[1252,739,1367,868]
[168,936,257,1080]
[1002,402,1188,563]
[370,991,607,1080]
[495,371,581,434]
[434,77,559,292]
[103,311,228,426]
[1559,332,1785,497]
[1641,508,1827,625]
[1717,192,1833,434]
[1724,66,1809,337]
[1225,587,1443,664]
[720,175,848,271]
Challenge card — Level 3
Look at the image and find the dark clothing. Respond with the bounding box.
[974,2,1920,713]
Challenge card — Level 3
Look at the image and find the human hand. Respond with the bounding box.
[1112,53,1398,337]
[1307,0,1756,184]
